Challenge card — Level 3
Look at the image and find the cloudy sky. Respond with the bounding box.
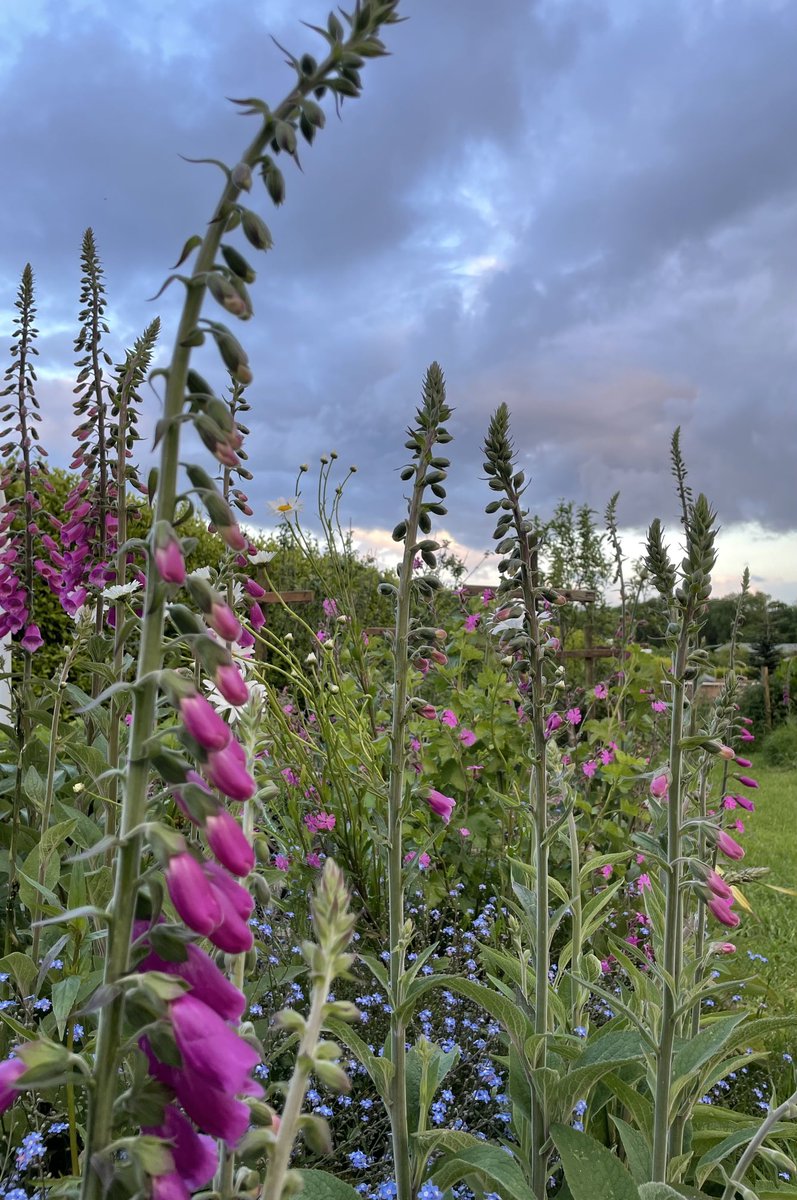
[1,0,796,600]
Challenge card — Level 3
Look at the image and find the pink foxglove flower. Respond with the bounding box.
[0,1058,26,1114]
[166,852,222,937]
[145,1105,218,1195]
[19,624,43,653]
[426,788,456,824]
[205,809,254,876]
[716,829,745,860]
[154,526,186,584]
[708,897,740,928]
[214,662,249,706]
[206,739,255,800]
[418,704,437,720]
[649,773,669,799]
[180,693,231,752]
[735,794,755,812]
[137,940,245,1023]
[544,713,562,738]
[208,600,242,642]
[735,774,758,789]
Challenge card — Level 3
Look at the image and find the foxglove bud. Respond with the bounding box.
[179,693,231,752]
[154,522,186,584]
[206,739,256,801]
[205,809,255,876]
[214,662,249,706]
[166,852,222,936]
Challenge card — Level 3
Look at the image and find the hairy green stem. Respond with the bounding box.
[720,1088,797,1200]
[263,961,334,1200]
[79,55,341,1195]
[651,630,691,1181]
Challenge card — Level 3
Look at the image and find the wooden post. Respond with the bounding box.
[584,602,595,689]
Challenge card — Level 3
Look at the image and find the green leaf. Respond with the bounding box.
[0,951,39,995]
[672,1013,747,1082]
[610,1116,651,1185]
[550,1124,639,1200]
[324,1017,393,1104]
[52,976,82,1039]
[550,1059,638,1119]
[294,1170,362,1200]
[638,1186,694,1199]
[23,765,46,810]
[579,1029,645,1065]
[430,1141,536,1200]
[402,975,533,1055]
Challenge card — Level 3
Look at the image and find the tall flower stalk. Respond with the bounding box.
[386,362,452,1200]
[645,494,718,1181]
[482,403,558,1197]
[79,7,402,1197]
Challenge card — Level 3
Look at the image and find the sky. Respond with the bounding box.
[1,0,796,601]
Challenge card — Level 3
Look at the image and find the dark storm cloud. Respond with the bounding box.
[1,0,796,583]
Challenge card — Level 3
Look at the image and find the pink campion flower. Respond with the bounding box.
[214,663,249,707]
[481,588,495,605]
[206,740,256,801]
[459,827,471,838]
[19,624,43,653]
[205,810,254,877]
[544,713,563,738]
[0,1057,26,1114]
[281,767,300,787]
[736,775,759,789]
[599,864,613,879]
[274,855,290,871]
[599,748,614,766]
[427,788,456,824]
[306,853,323,868]
[582,760,598,779]
[561,753,571,766]
[600,959,613,975]
[651,700,668,714]
[734,756,752,768]
[322,597,338,617]
[459,729,476,747]
[180,693,231,752]
[403,851,416,865]
[463,613,480,632]
[440,709,458,728]
[418,852,431,870]
[708,897,740,928]
[734,819,745,835]
[736,794,756,812]
[466,764,484,773]
[626,934,640,946]
[593,683,608,700]
[638,873,652,891]
[305,811,336,833]
[722,796,738,810]
[410,737,421,753]
[565,707,582,726]
[649,773,669,799]
[166,852,222,937]
[716,829,745,860]
[316,629,327,643]
[636,853,646,864]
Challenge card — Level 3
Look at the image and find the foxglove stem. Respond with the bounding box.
[720,1087,797,1200]
[262,954,335,1200]
[387,437,437,1200]
[651,628,691,1181]
[30,637,82,962]
[79,52,345,1200]
[566,808,585,1030]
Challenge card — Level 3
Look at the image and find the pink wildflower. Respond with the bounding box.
[708,897,740,928]
[716,829,745,860]
[306,853,323,869]
[459,729,476,747]
[593,683,608,700]
[205,810,254,877]
[463,613,480,632]
[214,662,249,707]
[545,713,563,738]
[599,864,613,879]
[734,756,752,768]
[205,740,256,801]
[180,693,231,752]
[649,773,669,799]
[599,748,614,766]
[565,707,582,726]
[651,700,667,714]
[440,709,458,728]
[722,795,738,810]
[736,775,758,789]
[459,827,471,838]
[582,760,598,779]
[736,794,755,812]
[274,855,290,871]
[0,1058,26,1114]
[638,873,651,890]
[426,788,456,824]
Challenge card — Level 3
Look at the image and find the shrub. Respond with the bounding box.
[761,719,797,768]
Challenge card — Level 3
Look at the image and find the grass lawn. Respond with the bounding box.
[727,760,797,1014]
